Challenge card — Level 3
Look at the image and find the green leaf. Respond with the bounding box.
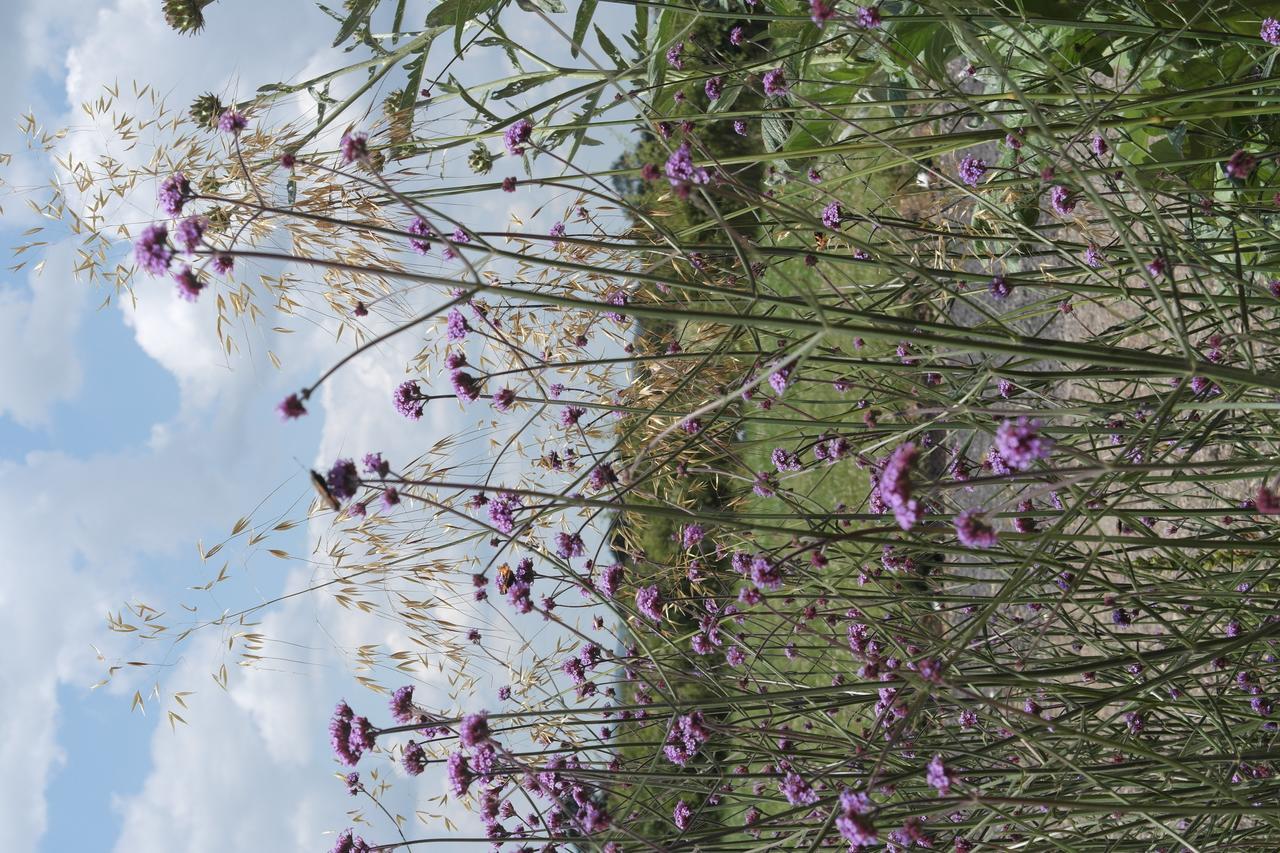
[452,76,500,122]
[426,0,500,28]
[571,0,597,58]
[491,72,559,99]
[595,25,624,68]
[515,0,565,11]
[762,106,791,154]
[333,0,380,47]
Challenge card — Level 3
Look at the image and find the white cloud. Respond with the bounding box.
[0,241,87,426]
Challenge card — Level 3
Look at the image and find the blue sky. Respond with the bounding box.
[0,2,632,851]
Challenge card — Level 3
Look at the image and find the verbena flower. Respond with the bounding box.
[673,800,692,830]
[1262,17,1280,45]
[926,754,955,794]
[636,584,663,621]
[446,751,473,796]
[810,0,835,25]
[504,118,533,156]
[389,685,415,723]
[955,509,998,549]
[218,109,247,134]
[957,155,986,187]
[339,132,369,164]
[402,739,427,776]
[880,442,922,530]
[1084,244,1104,268]
[158,173,192,217]
[665,41,684,70]
[855,5,881,28]
[326,458,360,502]
[729,25,744,46]
[704,76,723,101]
[665,142,709,186]
[451,371,482,403]
[1049,185,1075,215]
[172,265,204,301]
[134,224,174,275]
[446,308,471,341]
[1225,149,1258,180]
[989,274,1011,299]
[458,711,491,748]
[995,417,1053,470]
[762,68,788,96]
[821,201,842,228]
[394,380,426,420]
[407,216,431,254]
[277,393,306,420]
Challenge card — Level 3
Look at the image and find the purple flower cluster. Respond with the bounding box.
[762,68,788,96]
[835,788,877,847]
[407,216,431,254]
[665,142,709,187]
[995,417,1053,470]
[636,584,663,622]
[879,442,922,530]
[926,753,954,794]
[339,132,368,164]
[394,380,427,420]
[1263,17,1280,46]
[504,118,533,156]
[821,201,842,229]
[158,173,191,217]
[390,685,415,723]
[326,458,360,502]
[957,155,987,187]
[1049,185,1076,216]
[134,224,173,275]
[663,711,710,765]
[955,509,998,549]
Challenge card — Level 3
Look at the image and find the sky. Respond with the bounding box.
[0,2,631,851]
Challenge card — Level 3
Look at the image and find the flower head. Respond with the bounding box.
[218,109,247,135]
[821,201,842,229]
[407,217,431,254]
[394,380,426,420]
[1263,17,1280,46]
[855,5,881,28]
[995,417,1053,470]
[957,155,987,187]
[1225,149,1258,181]
[158,173,192,217]
[1049,184,1076,216]
[636,584,663,621]
[277,393,307,420]
[955,509,998,549]
[172,265,205,301]
[340,132,369,164]
[665,142,709,187]
[504,118,533,156]
[762,68,788,96]
[459,711,491,748]
[134,224,174,276]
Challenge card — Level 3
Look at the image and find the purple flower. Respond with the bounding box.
[957,155,986,187]
[821,201,842,229]
[810,0,835,25]
[134,223,173,275]
[779,772,818,805]
[504,118,533,156]
[340,132,368,164]
[855,5,881,28]
[704,76,723,101]
[1225,149,1258,180]
[836,789,877,846]
[926,754,954,795]
[487,492,520,534]
[750,553,782,590]
[1084,244,1104,268]
[1256,485,1280,515]
[636,584,663,621]
[390,685,415,723]
[1147,255,1167,279]
[1049,185,1076,216]
[402,739,427,776]
[502,176,516,192]
[344,772,360,795]
[955,509,998,549]
[446,751,473,796]
[218,109,247,134]
[330,702,362,766]
[331,829,370,853]
[172,265,205,301]
[664,142,709,187]
[1090,134,1108,157]
[879,442,921,531]
[729,25,744,46]
[554,531,585,559]
[174,215,206,253]
[394,380,426,420]
[1263,17,1280,45]
[772,447,801,471]
[492,387,515,412]
[362,452,390,478]
[407,216,431,254]
[733,119,748,136]
[995,417,1053,470]
[158,173,191,217]
[599,563,624,598]
[326,458,360,502]
[682,524,705,548]
[560,405,585,426]
[665,41,684,70]
[446,308,471,341]
[380,487,399,509]
[277,393,306,420]
[762,68,788,96]
[211,254,234,275]
[673,800,692,830]
[587,462,616,491]
[451,371,482,403]
[989,274,1011,299]
[459,711,491,748]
